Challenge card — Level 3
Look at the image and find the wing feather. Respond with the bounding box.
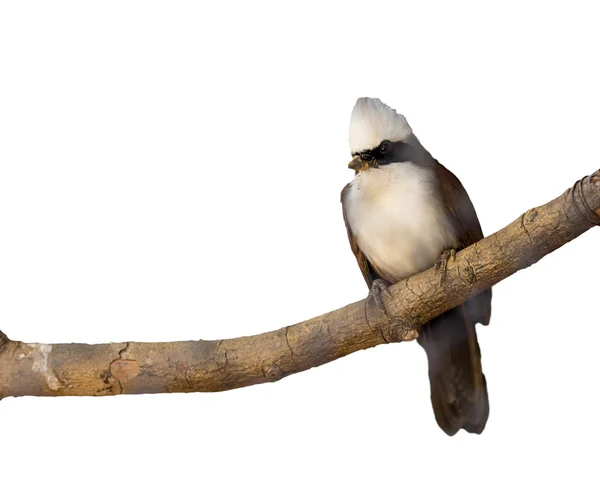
[341,183,381,288]
[434,163,492,325]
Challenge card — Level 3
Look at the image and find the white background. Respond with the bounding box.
[1,1,599,486]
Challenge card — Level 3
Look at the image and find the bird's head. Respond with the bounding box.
[348,97,417,172]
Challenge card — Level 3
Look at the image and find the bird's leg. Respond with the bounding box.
[435,248,457,286]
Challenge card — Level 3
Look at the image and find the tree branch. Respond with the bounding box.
[0,170,599,400]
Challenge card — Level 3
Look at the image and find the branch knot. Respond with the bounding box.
[264,364,284,382]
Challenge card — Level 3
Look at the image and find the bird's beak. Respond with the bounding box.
[348,155,369,172]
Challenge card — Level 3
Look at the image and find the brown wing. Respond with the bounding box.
[435,162,484,250]
[434,162,492,326]
[340,183,381,288]
[418,162,493,435]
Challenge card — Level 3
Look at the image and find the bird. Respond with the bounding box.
[340,97,492,435]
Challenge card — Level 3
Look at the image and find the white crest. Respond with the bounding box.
[349,97,412,154]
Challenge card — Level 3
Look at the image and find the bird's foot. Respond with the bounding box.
[370,279,392,317]
[368,279,419,342]
[435,248,457,286]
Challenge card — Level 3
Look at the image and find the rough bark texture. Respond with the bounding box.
[0,171,598,400]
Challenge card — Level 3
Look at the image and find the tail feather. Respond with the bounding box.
[417,303,489,436]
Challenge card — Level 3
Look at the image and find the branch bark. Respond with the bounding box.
[0,171,599,400]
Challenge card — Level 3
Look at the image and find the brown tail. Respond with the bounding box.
[417,304,489,436]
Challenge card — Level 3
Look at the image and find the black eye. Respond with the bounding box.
[361,153,373,161]
[379,141,390,154]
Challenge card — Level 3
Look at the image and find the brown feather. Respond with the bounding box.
[341,183,379,287]
[434,162,492,326]
[424,161,491,434]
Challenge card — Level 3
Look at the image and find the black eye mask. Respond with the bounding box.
[353,140,416,165]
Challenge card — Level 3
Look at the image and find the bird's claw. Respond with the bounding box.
[370,278,392,317]
[435,248,457,286]
[369,279,419,342]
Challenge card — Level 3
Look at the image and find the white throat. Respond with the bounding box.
[344,163,457,282]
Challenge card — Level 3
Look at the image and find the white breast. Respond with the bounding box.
[344,163,457,283]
